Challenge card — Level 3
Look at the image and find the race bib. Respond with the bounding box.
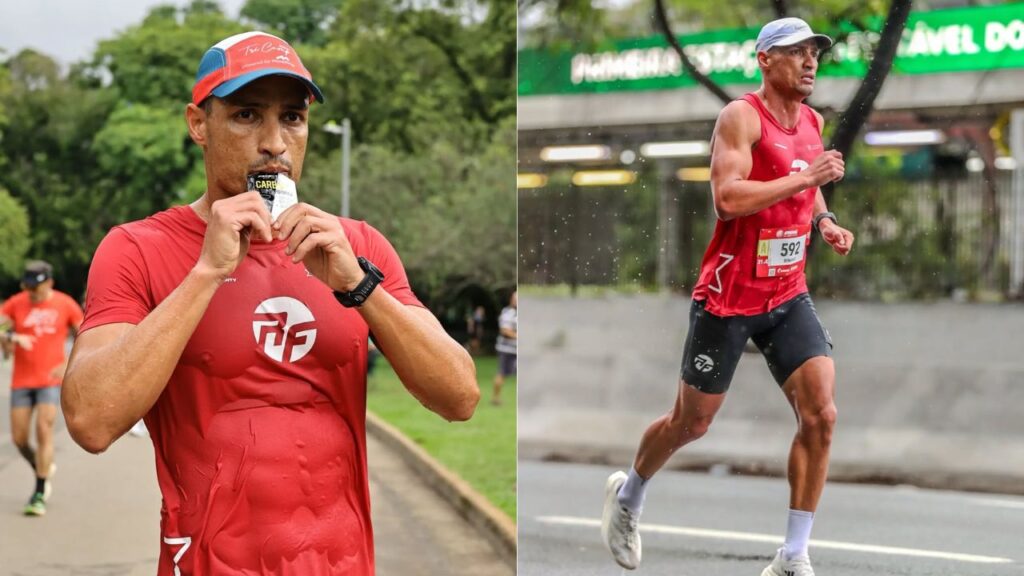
[756,225,810,278]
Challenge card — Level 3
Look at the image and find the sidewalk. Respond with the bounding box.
[519,293,1024,494]
[0,363,510,575]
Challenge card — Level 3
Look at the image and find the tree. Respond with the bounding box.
[240,0,341,46]
[0,188,31,278]
[92,102,192,218]
[88,6,244,107]
[0,1,516,305]
[299,117,516,305]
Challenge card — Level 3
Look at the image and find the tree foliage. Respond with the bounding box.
[0,0,515,307]
[0,188,31,279]
[241,0,341,46]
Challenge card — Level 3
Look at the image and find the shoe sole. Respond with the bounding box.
[601,471,638,570]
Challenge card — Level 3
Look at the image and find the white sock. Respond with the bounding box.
[783,509,814,559]
[616,468,648,515]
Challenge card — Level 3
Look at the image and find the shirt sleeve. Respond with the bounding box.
[65,294,85,329]
[80,226,153,333]
[353,221,424,309]
[0,297,13,322]
[499,308,515,331]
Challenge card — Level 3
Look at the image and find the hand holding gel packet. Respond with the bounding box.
[247,173,298,220]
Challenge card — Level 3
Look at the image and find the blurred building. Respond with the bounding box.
[518,3,1024,300]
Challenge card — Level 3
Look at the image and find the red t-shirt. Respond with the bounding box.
[692,93,823,316]
[81,206,423,576]
[2,290,83,389]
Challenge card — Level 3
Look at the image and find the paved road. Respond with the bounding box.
[0,362,510,576]
[519,460,1024,576]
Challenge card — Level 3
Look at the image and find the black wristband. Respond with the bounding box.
[813,211,838,233]
[334,257,385,308]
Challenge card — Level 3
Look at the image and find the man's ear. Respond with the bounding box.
[185,102,209,147]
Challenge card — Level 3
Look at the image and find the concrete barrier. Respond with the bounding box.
[519,293,1024,494]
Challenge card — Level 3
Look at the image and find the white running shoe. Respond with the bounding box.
[761,547,815,576]
[601,470,641,570]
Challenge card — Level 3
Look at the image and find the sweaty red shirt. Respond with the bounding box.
[81,206,423,575]
[692,93,823,316]
[2,290,83,389]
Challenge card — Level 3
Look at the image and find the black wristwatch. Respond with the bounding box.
[334,257,385,308]
[813,211,838,233]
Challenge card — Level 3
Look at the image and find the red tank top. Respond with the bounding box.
[691,93,823,316]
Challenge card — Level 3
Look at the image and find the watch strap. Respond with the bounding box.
[813,211,838,233]
[334,257,384,308]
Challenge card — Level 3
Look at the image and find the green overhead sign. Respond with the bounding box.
[518,3,1024,96]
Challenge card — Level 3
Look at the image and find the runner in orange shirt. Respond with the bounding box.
[1,260,83,516]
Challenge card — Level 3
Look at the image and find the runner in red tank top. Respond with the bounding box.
[602,18,855,576]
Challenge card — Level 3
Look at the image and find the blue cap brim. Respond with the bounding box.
[211,68,324,103]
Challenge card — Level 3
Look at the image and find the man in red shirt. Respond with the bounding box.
[601,18,855,576]
[1,260,84,516]
[62,32,479,575]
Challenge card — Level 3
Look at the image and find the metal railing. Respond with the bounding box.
[519,170,1018,300]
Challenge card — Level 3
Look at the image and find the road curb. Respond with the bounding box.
[520,439,1024,496]
[366,412,517,566]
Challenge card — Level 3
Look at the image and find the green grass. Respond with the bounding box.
[367,356,516,519]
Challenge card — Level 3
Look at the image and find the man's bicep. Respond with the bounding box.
[710,104,755,187]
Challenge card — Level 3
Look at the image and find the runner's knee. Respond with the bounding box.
[36,417,56,441]
[798,402,836,445]
[12,429,30,449]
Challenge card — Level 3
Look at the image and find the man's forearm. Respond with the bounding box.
[63,266,222,452]
[715,172,811,220]
[358,289,479,421]
[812,189,828,219]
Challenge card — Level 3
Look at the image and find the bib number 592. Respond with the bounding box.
[779,241,802,258]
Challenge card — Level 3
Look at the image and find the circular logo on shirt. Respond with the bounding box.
[694,354,715,373]
[252,297,317,362]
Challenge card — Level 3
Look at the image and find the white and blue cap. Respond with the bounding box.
[755,17,833,53]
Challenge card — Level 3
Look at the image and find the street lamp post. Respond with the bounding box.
[323,119,352,217]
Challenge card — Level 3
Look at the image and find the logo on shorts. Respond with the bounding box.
[252,297,317,362]
[694,354,715,373]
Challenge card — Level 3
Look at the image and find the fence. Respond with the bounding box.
[519,168,1017,300]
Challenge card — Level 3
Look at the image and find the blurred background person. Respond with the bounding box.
[493,290,517,405]
[1,260,83,516]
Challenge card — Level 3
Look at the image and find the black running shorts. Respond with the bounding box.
[680,293,832,394]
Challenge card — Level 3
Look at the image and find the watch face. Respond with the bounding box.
[359,257,385,281]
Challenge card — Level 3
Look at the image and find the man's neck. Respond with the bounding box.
[190,190,227,223]
[757,86,804,129]
[29,290,52,304]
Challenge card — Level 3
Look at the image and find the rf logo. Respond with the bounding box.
[252,297,317,362]
[694,354,715,373]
